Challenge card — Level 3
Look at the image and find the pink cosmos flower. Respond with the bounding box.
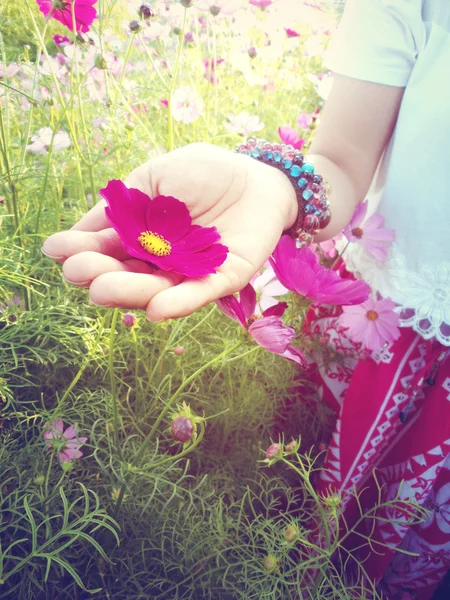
[270,235,370,305]
[338,297,401,352]
[171,86,204,124]
[43,419,88,463]
[26,127,71,154]
[216,283,307,367]
[249,0,272,8]
[100,180,228,278]
[278,126,304,151]
[36,0,98,33]
[285,28,300,38]
[297,112,314,129]
[343,200,395,261]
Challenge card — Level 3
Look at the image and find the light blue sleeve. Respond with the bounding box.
[324,0,424,87]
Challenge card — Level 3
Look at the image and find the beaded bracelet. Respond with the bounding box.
[234,138,331,248]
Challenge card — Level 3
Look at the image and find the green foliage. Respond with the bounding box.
[0,1,426,598]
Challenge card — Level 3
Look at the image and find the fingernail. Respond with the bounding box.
[147,315,165,323]
[41,246,64,260]
[62,275,92,287]
[89,299,114,307]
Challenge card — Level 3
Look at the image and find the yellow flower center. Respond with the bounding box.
[366,310,378,321]
[138,231,171,257]
[351,227,364,239]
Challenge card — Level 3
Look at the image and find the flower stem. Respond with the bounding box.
[108,309,122,459]
[167,8,187,152]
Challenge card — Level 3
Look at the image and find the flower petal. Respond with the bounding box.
[145,195,192,242]
[262,302,288,318]
[239,284,257,320]
[216,295,247,327]
[249,316,295,353]
[171,224,221,253]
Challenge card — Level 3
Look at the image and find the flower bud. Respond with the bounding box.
[248,46,257,59]
[179,0,194,7]
[284,524,298,543]
[34,475,45,485]
[94,54,107,70]
[263,554,279,572]
[173,346,185,355]
[122,312,137,327]
[285,440,296,453]
[265,443,281,459]
[184,32,195,44]
[129,19,142,32]
[171,415,194,442]
[210,5,220,15]
[139,3,155,19]
[61,461,74,472]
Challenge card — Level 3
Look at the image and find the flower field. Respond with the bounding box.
[0,1,426,598]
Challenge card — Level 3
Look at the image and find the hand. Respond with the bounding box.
[42,143,298,321]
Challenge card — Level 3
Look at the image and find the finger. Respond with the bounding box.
[146,255,254,321]
[62,252,155,287]
[42,229,129,261]
[71,199,109,232]
[88,270,184,309]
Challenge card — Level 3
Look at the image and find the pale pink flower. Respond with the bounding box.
[0,63,20,79]
[343,200,395,261]
[252,264,288,312]
[338,297,401,352]
[26,127,71,154]
[278,126,304,150]
[249,0,273,8]
[43,420,88,463]
[297,112,314,129]
[225,111,264,136]
[171,86,204,124]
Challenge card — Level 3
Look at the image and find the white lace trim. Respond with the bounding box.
[341,243,450,347]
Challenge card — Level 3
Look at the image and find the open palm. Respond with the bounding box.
[43,143,297,321]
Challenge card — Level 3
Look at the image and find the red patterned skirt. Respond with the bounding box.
[306,306,450,599]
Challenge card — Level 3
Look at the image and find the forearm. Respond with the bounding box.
[306,153,360,241]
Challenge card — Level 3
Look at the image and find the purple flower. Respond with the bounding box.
[122,312,136,327]
[43,420,88,463]
[216,283,307,367]
[270,235,370,306]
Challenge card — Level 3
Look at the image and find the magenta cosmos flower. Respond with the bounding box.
[36,0,97,33]
[270,236,370,305]
[278,126,304,151]
[43,420,88,463]
[338,297,401,352]
[216,283,307,367]
[100,180,228,278]
[343,200,395,261]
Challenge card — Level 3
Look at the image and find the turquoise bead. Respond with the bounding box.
[282,159,292,169]
[302,189,314,201]
[273,151,283,163]
[290,165,302,177]
[301,163,315,174]
[297,177,308,189]
[250,149,260,158]
[262,150,273,161]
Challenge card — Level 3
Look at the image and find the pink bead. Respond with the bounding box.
[303,214,320,232]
